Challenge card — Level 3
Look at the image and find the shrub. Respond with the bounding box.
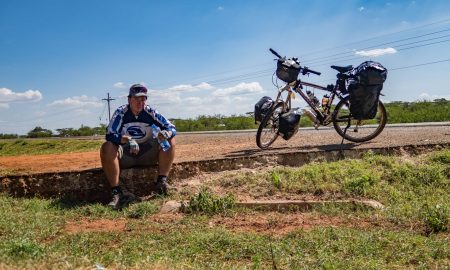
[184,188,235,215]
[423,204,449,234]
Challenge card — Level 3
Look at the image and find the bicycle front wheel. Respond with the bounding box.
[332,96,387,142]
[256,102,284,149]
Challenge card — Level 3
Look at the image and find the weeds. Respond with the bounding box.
[270,171,282,189]
[183,188,235,215]
[343,175,376,196]
[423,204,449,234]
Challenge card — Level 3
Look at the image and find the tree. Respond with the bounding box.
[27,126,53,138]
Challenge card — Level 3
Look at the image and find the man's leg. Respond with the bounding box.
[155,137,176,195]
[158,137,176,176]
[100,141,120,187]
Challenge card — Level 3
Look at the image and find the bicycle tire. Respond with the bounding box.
[332,96,387,142]
[256,102,284,149]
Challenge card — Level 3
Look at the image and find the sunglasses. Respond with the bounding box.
[132,87,147,94]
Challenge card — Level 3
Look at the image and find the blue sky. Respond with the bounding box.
[1,0,449,134]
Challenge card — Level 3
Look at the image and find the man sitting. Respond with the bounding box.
[100,84,176,209]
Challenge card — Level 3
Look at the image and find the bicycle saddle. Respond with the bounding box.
[330,65,353,73]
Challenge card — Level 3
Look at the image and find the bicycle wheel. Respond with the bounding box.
[256,102,284,149]
[332,96,387,142]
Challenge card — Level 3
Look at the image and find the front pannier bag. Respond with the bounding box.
[254,96,274,123]
[276,58,300,83]
[278,110,301,140]
[348,61,387,120]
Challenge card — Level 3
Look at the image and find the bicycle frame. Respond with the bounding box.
[273,78,347,126]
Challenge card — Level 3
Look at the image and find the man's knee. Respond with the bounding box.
[168,137,176,150]
[101,141,119,160]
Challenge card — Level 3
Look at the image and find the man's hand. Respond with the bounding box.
[158,130,172,140]
[128,138,139,155]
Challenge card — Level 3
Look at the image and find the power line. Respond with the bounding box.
[302,17,450,57]
[390,58,450,71]
[302,28,450,63]
[149,19,450,89]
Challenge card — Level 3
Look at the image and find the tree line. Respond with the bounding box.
[0,99,448,139]
[0,124,107,139]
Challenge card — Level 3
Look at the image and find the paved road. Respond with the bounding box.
[1,124,449,175]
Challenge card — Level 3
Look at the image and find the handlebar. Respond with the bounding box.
[302,67,321,76]
[270,48,321,76]
[269,48,282,59]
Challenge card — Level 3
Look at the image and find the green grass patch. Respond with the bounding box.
[0,139,103,156]
[183,188,236,215]
[213,149,450,229]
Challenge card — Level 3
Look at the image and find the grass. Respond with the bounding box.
[183,188,236,215]
[0,139,103,156]
[0,149,449,268]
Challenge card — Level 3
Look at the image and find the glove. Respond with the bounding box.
[159,130,172,140]
[128,138,139,155]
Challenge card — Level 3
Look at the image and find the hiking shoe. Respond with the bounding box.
[107,192,138,210]
[154,177,170,196]
[107,193,121,210]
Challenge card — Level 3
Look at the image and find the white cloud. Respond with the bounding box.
[359,6,365,11]
[0,103,9,109]
[48,95,103,108]
[355,47,397,57]
[145,81,266,118]
[217,6,224,11]
[113,82,127,89]
[213,82,263,97]
[168,82,214,92]
[184,97,203,106]
[0,88,43,105]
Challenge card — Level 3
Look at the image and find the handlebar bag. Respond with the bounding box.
[278,109,301,140]
[276,58,300,83]
[254,96,274,124]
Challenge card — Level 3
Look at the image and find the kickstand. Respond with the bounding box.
[341,117,351,145]
[339,118,351,158]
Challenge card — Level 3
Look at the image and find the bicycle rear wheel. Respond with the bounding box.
[332,96,387,142]
[256,102,284,149]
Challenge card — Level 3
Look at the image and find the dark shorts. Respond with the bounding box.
[118,139,159,169]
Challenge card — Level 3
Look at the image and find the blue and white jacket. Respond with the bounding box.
[106,104,176,145]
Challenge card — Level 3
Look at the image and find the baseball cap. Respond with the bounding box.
[128,84,148,97]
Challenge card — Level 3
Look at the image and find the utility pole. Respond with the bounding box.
[102,93,115,121]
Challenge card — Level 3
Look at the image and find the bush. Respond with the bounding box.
[423,204,449,234]
[183,188,235,215]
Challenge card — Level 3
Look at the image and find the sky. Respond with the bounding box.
[1,0,450,135]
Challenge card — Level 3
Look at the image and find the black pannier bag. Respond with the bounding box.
[348,61,387,120]
[254,96,274,123]
[278,109,301,140]
[276,58,300,83]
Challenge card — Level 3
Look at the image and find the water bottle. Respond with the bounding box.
[151,124,171,152]
[321,94,330,108]
[306,90,320,107]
